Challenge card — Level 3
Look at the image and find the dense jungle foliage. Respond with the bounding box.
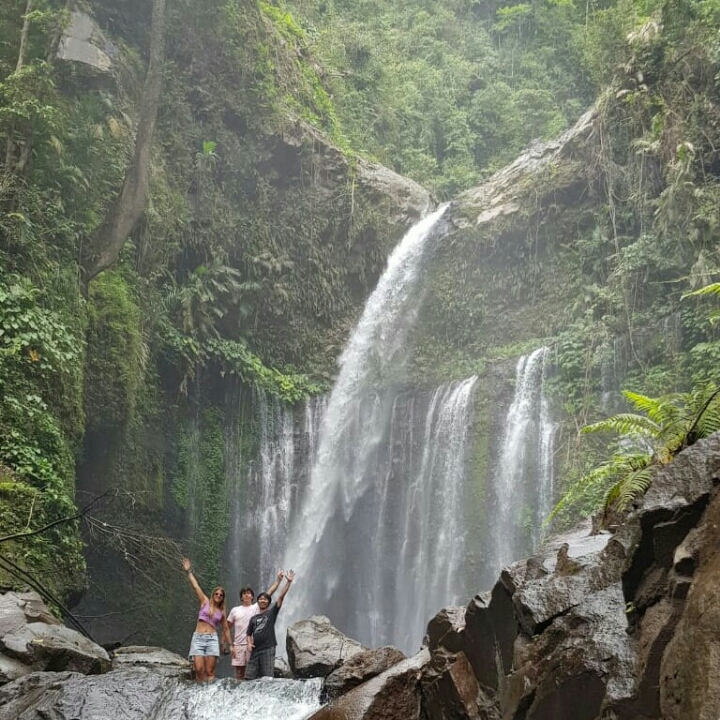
[1,0,720,631]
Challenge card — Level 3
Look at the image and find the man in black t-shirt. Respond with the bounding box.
[245,570,295,679]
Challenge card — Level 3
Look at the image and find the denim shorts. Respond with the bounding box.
[189,632,219,657]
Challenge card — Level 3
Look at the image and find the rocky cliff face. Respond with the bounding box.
[419,431,720,720]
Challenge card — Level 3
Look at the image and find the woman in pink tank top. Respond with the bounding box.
[182,557,232,681]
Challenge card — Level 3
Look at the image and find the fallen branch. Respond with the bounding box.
[0,493,107,545]
[0,554,98,644]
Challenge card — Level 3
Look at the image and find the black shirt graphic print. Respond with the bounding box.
[247,604,281,651]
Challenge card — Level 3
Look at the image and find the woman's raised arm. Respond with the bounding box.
[182,557,207,605]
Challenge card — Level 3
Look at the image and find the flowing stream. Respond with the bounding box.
[162,678,323,720]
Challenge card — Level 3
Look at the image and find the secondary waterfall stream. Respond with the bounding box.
[486,346,556,577]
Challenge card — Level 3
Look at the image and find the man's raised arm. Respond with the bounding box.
[275,570,295,608]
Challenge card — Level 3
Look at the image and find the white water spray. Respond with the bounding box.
[488,347,556,574]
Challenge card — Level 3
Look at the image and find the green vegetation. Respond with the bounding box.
[552,385,720,522]
[0,277,85,598]
[2,0,720,629]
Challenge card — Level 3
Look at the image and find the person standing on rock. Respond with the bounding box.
[182,557,233,682]
[245,570,295,679]
[227,569,283,680]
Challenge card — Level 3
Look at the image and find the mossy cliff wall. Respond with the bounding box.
[411,27,720,526]
[0,0,429,634]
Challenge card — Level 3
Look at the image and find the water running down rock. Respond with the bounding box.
[280,206,484,652]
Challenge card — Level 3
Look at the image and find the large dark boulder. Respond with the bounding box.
[323,645,405,701]
[421,650,499,720]
[287,615,368,678]
[308,648,429,720]
[417,432,720,720]
[659,488,720,720]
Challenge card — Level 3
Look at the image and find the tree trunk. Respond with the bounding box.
[82,0,167,285]
[4,0,34,173]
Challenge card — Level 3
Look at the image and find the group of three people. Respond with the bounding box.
[181,557,295,682]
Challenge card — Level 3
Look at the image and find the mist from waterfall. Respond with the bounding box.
[487,346,556,576]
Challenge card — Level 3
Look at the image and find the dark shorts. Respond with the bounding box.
[245,647,275,679]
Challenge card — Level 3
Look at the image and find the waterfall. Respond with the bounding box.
[281,206,486,653]
[226,386,298,599]
[488,347,556,576]
[391,376,478,651]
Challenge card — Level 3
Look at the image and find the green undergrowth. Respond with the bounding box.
[0,275,86,599]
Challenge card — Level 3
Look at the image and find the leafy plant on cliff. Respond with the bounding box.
[0,276,86,598]
[552,384,720,520]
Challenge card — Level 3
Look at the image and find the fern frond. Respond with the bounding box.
[582,413,660,437]
[682,282,720,299]
[622,390,662,415]
[694,404,720,438]
[546,463,614,523]
[605,464,655,511]
[622,389,686,428]
[547,452,651,523]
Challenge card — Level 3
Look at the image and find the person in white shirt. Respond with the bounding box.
[227,569,283,679]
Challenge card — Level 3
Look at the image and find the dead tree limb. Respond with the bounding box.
[0,493,106,545]
[0,554,98,643]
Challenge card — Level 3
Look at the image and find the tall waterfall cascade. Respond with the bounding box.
[487,346,557,578]
[277,205,485,653]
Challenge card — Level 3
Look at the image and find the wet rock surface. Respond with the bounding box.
[1,621,111,675]
[0,669,179,720]
[0,672,324,720]
[323,645,406,701]
[308,648,429,720]
[418,432,720,720]
[0,592,110,680]
[111,645,190,677]
[287,615,368,678]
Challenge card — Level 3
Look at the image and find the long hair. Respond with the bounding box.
[208,586,226,616]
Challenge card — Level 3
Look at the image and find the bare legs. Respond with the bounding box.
[192,655,218,682]
[234,665,246,680]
